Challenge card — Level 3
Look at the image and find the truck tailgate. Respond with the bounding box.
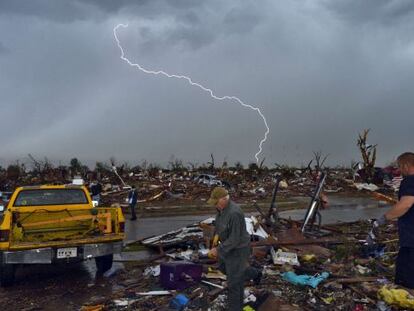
[9,207,124,249]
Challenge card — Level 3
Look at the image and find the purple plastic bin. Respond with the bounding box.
[160,261,202,290]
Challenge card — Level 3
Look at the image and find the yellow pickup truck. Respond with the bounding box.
[0,185,125,286]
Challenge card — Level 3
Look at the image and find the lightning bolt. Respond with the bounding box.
[113,23,270,163]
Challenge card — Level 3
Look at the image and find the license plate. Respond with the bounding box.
[57,247,77,259]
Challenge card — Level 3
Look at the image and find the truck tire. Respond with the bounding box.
[0,263,15,287]
[95,254,113,273]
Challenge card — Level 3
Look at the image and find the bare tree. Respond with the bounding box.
[207,153,215,170]
[28,154,43,174]
[259,157,266,170]
[234,162,244,171]
[28,154,55,182]
[109,157,116,167]
[168,155,185,172]
[187,162,198,171]
[222,156,228,169]
[313,150,329,172]
[6,164,21,182]
[357,129,377,183]
[140,160,148,171]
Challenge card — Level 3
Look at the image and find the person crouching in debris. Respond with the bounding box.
[368,152,414,289]
[128,185,138,221]
[208,187,261,311]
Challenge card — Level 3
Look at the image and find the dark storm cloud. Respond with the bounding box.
[167,26,215,50]
[81,0,203,12]
[0,0,90,23]
[1,0,414,167]
[0,0,205,23]
[326,0,414,25]
[223,5,261,35]
[115,2,265,52]
[80,0,147,13]
[0,0,262,50]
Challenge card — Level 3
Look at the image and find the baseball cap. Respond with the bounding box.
[207,187,228,205]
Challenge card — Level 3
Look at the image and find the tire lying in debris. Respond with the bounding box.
[95,254,113,273]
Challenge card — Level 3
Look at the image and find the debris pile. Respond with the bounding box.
[0,155,401,215]
[81,212,408,310]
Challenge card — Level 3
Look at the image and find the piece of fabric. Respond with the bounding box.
[398,175,414,247]
[281,271,330,288]
[378,285,414,308]
[395,247,414,289]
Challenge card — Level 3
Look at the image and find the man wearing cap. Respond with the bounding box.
[208,187,260,311]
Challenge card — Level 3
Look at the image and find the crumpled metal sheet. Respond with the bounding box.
[141,216,269,248]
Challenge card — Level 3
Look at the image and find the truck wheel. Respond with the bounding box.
[0,264,15,287]
[95,254,113,273]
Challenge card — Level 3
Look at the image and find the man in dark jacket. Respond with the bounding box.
[208,187,260,311]
[370,152,414,288]
[128,185,138,221]
[90,182,102,205]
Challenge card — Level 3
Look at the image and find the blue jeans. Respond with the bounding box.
[129,203,137,219]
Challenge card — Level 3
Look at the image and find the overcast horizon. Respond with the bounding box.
[1,0,413,168]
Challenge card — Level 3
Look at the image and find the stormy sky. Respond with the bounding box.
[1,0,413,168]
